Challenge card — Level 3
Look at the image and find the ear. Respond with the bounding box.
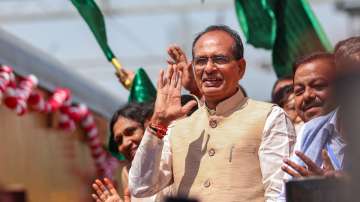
[237,58,246,79]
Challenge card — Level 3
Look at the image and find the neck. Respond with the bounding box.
[205,100,219,110]
[205,87,239,110]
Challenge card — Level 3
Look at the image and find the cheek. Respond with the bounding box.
[133,129,145,142]
[317,89,332,102]
[222,68,240,83]
[194,67,203,80]
[294,96,303,112]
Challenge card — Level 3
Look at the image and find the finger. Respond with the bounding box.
[170,65,178,88]
[95,179,110,198]
[176,70,183,89]
[172,47,181,60]
[176,46,189,63]
[157,69,165,89]
[167,46,178,61]
[104,178,118,196]
[295,151,323,174]
[185,63,192,71]
[281,165,302,178]
[92,183,104,199]
[91,193,102,202]
[283,158,309,176]
[167,59,175,65]
[322,149,335,171]
[92,182,101,193]
[167,51,176,63]
[165,65,174,86]
[181,100,197,116]
[95,179,107,192]
[166,65,174,86]
[174,46,183,55]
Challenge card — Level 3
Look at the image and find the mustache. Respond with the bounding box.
[301,97,323,111]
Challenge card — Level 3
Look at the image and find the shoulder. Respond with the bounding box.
[263,105,296,136]
[247,99,275,113]
[246,99,277,118]
[248,99,275,107]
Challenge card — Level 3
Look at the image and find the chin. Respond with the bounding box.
[201,85,224,95]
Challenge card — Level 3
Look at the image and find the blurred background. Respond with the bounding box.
[0,1,359,202]
[0,0,357,103]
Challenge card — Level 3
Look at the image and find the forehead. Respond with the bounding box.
[294,59,335,84]
[113,116,141,134]
[274,79,293,94]
[193,30,235,56]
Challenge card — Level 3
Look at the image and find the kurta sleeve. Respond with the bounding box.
[128,128,174,197]
[259,106,296,202]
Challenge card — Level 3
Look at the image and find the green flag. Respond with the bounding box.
[71,0,114,61]
[235,0,276,49]
[128,68,157,103]
[235,0,332,78]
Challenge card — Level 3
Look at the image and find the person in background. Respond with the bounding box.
[272,76,303,133]
[92,102,155,202]
[92,95,198,202]
[277,52,346,201]
[292,52,337,124]
[334,36,360,200]
[271,76,293,103]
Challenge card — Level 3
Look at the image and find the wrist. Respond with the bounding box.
[148,122,168,139]
[150,114,171,127]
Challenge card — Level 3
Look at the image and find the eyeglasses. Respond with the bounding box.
[193,55,234,67]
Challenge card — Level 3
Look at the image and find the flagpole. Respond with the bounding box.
[111,57,132,90]
[71,0,133,90]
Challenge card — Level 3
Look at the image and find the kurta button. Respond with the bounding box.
[208,148,215,156]
[209,119,217,128]
[203,179,211,188]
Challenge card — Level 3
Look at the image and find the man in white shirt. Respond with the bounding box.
[129,25,296,202]
[277,52,346,201]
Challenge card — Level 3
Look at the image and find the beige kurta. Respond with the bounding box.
[129,90,296,202]
[170,98,272,201]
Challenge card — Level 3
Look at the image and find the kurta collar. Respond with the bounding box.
[205,87,247,116]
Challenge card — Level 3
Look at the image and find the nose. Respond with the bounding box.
[303,87,316,102]
[119,137,131,147]
[204,59,217,74]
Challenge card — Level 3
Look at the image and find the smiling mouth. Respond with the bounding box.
[202,78,222,86]
[304,105,322,112]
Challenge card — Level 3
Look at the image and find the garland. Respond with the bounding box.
[0,65,118,178]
